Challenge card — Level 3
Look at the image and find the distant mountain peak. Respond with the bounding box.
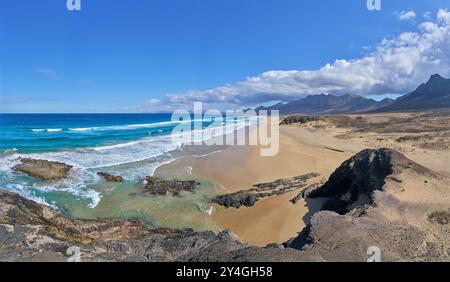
[373,74,450,112]
[429,74,445,82]
[262,93,393,115]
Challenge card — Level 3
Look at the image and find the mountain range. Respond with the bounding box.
[372,74,450,112]
[256,74,450,114]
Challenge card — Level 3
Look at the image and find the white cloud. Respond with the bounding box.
[398,10,417,21]
[140,10,450,111]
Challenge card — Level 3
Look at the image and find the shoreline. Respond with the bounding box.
[156,126,356,246]
[157,114,450,246]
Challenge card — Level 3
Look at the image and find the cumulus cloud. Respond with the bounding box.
[140,10,450,111]
[398,10,416,21]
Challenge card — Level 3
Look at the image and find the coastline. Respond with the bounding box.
[156,114,450,246]
[156,126,357,246]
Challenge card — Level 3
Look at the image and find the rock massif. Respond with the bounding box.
[374,74,450,112]
[12,158,73,180]
[260,94,393,115]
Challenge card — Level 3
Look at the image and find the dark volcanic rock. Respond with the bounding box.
[212,173,321,209]
[142,177,200,196]
[212,193,258,208]
[97,172,124,183]
[1,147,449,262]
[0,189,308,262]
[12,158,73,180]
[307,148,435,214]
[280,115,320,126]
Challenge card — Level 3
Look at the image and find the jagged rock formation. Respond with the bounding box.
[279,116,320,126]
[212,173,321,209]
[97,172,124,183]
[12,158,73,180]
[307,148,436,214]
[287,148,450,261]
[142,177,200,196]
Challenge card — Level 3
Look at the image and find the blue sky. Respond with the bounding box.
[1,0,450,113]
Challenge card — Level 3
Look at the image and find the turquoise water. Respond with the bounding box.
[0,114,247,231]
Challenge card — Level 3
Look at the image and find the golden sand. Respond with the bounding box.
[157,126,356,246]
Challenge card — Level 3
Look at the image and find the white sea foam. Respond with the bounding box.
[66,119,202,133]
[3,148,18,155]
[32,128,62,132]
[69,127,94,132]
[196,204,214,216]
[2,118,254,210]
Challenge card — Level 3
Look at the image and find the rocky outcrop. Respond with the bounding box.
[212,193,257,208]
[0,189,306,262]
[307,148,436,214]
[212,173,321,209]
[2,149,449,262]
[280,115,320,126]
[142,177,200,196]
[286,148,450,262]
[12,158,73,180]
[97,172,124,183]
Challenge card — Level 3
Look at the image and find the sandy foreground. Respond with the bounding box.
[157,125,360,246]
[157,114,450,247]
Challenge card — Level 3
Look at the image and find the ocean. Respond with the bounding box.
[0,113,248,231]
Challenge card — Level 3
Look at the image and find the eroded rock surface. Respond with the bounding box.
[2,149,449,262]
[287,148,450,262]
[142,177,200,196]
[0,189,305,262]
[12,158,73,180]
[97,172,124,183]
[280,115,320,126]
[307,148,436,214]
[212,173,321,208]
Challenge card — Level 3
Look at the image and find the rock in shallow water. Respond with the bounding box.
[97,172,124,183]
[142,176,200,196]
[12,158,73,180]
[212,193,258,208]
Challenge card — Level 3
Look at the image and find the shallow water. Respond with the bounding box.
[0,113,248,231]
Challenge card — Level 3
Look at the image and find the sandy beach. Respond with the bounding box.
[156,125,358,246]
[156,112,450,247]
